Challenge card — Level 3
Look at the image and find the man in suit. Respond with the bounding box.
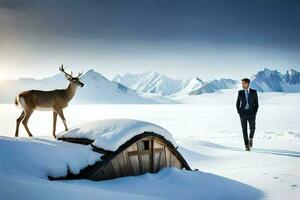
[236,78,259,151]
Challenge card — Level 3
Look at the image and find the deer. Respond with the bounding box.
[14,65,84,138]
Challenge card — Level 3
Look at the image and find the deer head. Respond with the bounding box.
[59,65,84,87]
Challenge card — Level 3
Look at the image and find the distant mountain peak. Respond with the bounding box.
[189,79,237,95]
[259,67,280,78]
[113,71,184,96]
[82,69,111,83]
[85,69,102,76]
[286,69,298,76]
[251,68,300,92]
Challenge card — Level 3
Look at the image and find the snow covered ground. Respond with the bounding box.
[0,90,299,199]
[0,136,263,200]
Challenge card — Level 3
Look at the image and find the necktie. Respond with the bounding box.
[245,90,249,109]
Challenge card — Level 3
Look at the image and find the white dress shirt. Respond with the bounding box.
[244,88,250,109]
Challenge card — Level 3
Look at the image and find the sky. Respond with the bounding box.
[0,0,299,81]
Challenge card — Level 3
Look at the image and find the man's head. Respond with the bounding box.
[241,78,250,90]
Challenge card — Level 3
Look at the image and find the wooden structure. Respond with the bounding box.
[51,132,191,181]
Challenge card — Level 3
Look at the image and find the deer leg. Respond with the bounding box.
[52,111,58,138]
[57,109,68,131]
[22,110,34,137]
[15,111,25,137]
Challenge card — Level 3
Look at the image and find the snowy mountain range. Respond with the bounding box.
[0,67,299,104]
[250,68,300,92]
[0,70,172,104]
[114,68,300,96]
[113,72,237,96]
[189,79,237,95]
[113,71,186,96]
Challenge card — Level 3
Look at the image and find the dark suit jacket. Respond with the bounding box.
[236,88,259,115]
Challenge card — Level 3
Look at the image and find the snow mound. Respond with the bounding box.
[57,119,177,151]
[0,136,263,200]
[0,136,101,179]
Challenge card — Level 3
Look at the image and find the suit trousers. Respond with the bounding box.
[239,111,256,146]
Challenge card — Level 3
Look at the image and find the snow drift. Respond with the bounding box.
[0,136,101,179]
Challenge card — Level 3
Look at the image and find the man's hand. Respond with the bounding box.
[236,91,241,113]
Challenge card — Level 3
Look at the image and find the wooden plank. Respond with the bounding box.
[150,138,154,173]
[141,153,150,173]
[127,151,139,156]
[90,167,105,181]
[153,151,161,172]
[174,158,182,169]
[136,141,143,174]
[165,147,171,167]
[170,153,176,166]
[128,154,140,175]
[116,152,127,177]
[153,140,163,148]
[160,146,167,168]
[122,151,130,176]
[111,156,121,177]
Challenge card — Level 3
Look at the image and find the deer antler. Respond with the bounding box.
[77,71,83,78]
[59,65,73,78]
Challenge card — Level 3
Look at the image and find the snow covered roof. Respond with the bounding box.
[57,119,177,151]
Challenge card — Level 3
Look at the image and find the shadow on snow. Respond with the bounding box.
[62,168,265,200]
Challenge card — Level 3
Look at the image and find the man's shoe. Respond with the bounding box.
[249,138,253,148]
[245,145,251,151]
